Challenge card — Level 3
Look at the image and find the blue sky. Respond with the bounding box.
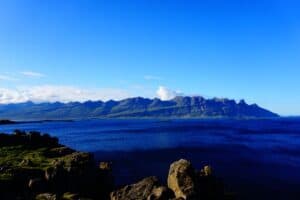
[0,0,300,115]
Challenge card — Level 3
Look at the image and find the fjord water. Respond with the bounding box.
[1,118,300,200]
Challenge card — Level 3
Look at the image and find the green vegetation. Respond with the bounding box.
[0,145,77,181]
[0,131,111,200]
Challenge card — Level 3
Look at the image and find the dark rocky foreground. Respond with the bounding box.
[0,131,235,200]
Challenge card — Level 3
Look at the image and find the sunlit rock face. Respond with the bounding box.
[167,159,197,199]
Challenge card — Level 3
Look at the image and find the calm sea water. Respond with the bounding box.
[1,118,300,200]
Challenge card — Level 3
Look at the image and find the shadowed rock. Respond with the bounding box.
[45,147,75,158]
[147,186,175,200]
[99,162,112,171]
[28,178,46,193]
[35,193,57,200]
[167,160,227,200]
[110,176,161,200]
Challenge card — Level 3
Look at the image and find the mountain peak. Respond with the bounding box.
[0,96,279,120]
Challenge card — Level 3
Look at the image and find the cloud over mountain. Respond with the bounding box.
[0,85,184,104]
[0,85,131,104]
[156,86,182,100]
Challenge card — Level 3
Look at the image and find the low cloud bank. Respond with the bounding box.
[0,85,131,104]
[0,85,184,104]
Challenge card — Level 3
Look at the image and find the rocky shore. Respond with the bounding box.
[0,131,235,200]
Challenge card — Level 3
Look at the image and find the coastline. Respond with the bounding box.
[0,130,234,200]
[1,118,300,200]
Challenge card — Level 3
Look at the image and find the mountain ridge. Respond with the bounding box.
[0,96,279,120]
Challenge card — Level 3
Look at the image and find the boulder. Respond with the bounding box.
[28,178,46,192]
[62,192,80,200]
[200,165,212,177]
[110,176,160,200]
[35,193,57,200]
[99,162,112,171]
[20,158,34,167]
[44,161,68,193]
[167,159,197,200]
[64,152,93,173]
[97,161,114,198]
[45,161,65,181]
[147,186,175,200]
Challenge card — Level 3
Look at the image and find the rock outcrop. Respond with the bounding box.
[35,193,57,200]
[0,131,113,200]
[0,131,234,200]
[147,186,175,200]
[110,159,232,200]
[110,176,163,200]
[167,159,225,200]
[167,159,198,199]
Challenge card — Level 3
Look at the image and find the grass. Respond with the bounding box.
[0,145,79,180]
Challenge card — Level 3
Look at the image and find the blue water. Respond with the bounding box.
[1,118,300,199]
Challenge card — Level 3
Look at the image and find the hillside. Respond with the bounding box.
[0,96,279,120]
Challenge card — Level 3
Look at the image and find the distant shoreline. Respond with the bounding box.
[0,120,16,125]
[1,116,297,125]
[0,119,74,125]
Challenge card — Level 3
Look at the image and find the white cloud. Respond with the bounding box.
[0,88,25,103]
[0,85,185,104]
[20,71,45,78]
[0,75,18,81]
[0,85,132,104]
[144,75,162,80]
[156,86,182,100]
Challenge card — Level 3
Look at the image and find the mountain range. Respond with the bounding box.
[0,96,279,120]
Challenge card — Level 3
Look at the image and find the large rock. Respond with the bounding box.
[147,186,175,200]
[200,165,212,177]
[35,193,57,200]
[64,152,94,174]
[110,176,160,200]
[97,161,114,198]
[197,166,224,200]
[28,178,46,192]
[99,162,112,171]
[167,159,197,200]
[45,161,66,181]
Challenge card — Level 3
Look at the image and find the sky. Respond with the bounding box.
[0,0,300,115]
